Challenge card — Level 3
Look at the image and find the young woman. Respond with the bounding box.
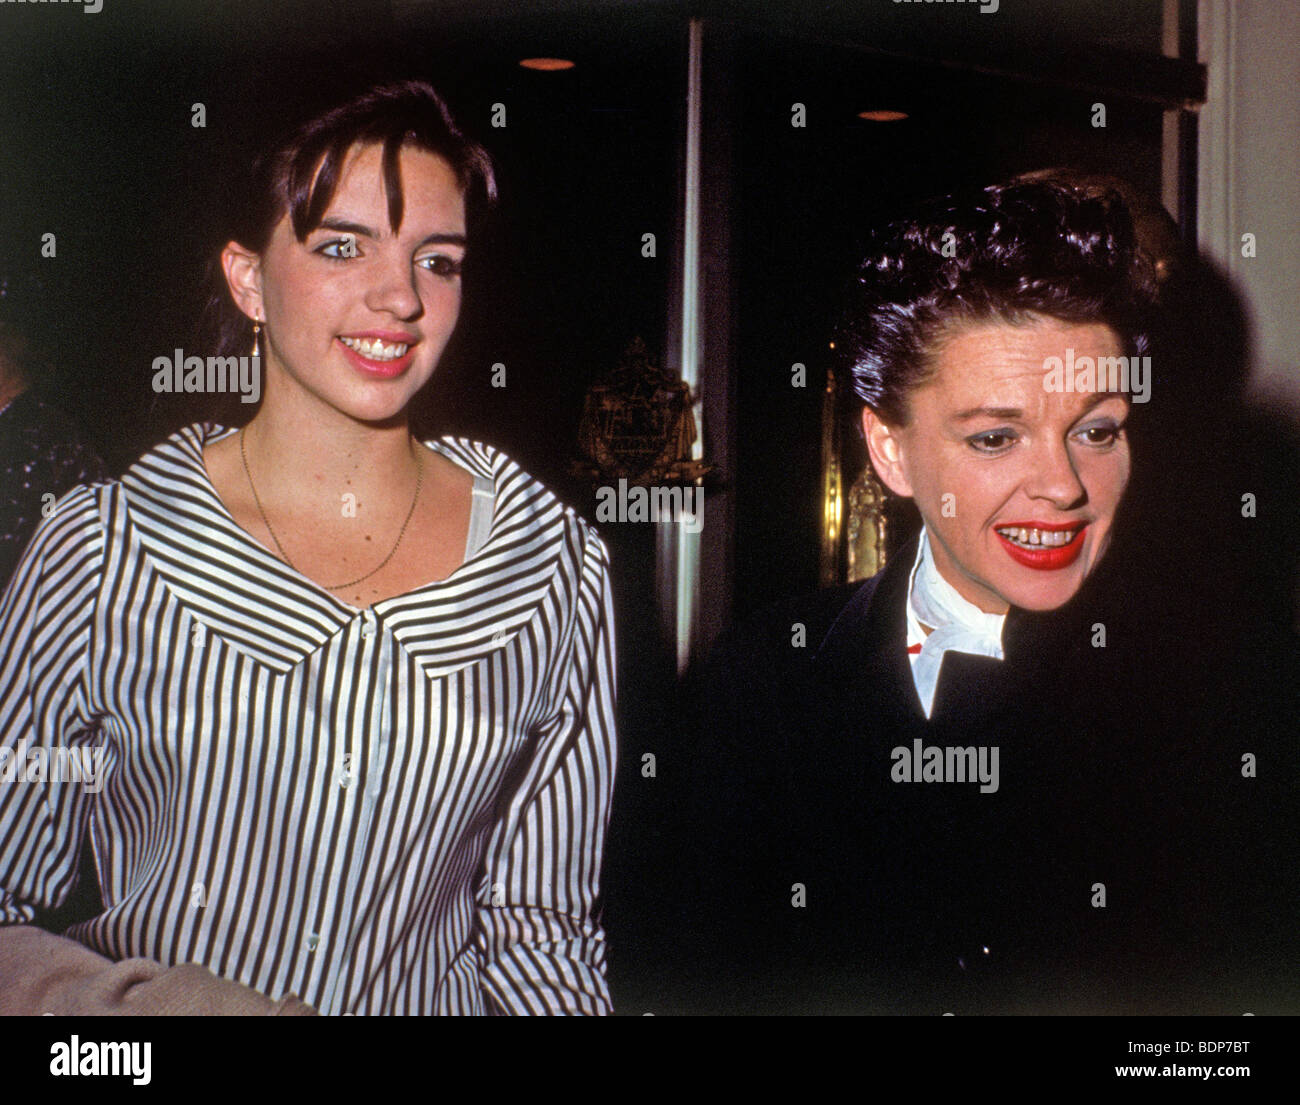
[0,80,617,1016]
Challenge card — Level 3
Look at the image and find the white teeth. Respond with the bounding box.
[340,336,409,361]
[997,525,1081,549]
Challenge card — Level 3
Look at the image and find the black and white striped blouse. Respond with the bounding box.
[0,422,617,1015]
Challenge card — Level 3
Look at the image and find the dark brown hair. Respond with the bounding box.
[199,79,496,375]
[838,176,1158,426]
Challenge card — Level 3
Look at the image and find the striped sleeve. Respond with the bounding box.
[475,522,618,1015]
[0,486,105,925]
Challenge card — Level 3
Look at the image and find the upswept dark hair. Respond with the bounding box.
[838,176,1158,426]
[199,79,496,366]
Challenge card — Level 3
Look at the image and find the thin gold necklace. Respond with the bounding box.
[239,427,424,591]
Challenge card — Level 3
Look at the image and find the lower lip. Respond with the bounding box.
[337,338,415,378]
[995,526,1088,571]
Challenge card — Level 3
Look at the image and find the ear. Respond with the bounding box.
[861,406,914,498]
[221,241,264,323]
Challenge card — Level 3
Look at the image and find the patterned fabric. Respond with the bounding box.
[0,389,105,591]
[0,422,617,1015]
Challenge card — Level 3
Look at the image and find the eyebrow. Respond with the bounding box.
[950,393,1119,423]
[951,406,1025,422]
[316,217,467,249]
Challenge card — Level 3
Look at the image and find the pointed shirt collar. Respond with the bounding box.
[905,526,1007,718]
[814,531,1050,726]
[118,422,573,676]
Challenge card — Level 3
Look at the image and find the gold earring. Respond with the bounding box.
[251,318,262,360]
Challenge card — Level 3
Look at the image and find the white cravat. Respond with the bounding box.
[905,526,1006,718]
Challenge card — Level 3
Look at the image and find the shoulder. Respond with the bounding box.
[20,479,115,558]
[429,436,610,568]
[116,424,246,542]
[120,422,217,491]
[1,480,114,620]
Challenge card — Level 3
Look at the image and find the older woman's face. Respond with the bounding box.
[863,317,1131,614]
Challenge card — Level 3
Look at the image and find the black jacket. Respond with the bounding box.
[667,533,1298,1014]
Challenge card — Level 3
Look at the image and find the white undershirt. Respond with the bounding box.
[905,526,1007,718]
[464,474,495,559]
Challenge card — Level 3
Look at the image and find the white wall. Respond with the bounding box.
[1198,0,1300,399]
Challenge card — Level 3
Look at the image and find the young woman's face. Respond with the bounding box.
[246,142,467,424]
[864,317,1132,614]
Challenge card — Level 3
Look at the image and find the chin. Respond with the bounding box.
[980,529,1114,613]
[338,394,418,425]
[996,571,1088,612]
[1008,587,1083,612]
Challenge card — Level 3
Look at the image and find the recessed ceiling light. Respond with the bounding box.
[858,110,909,122]
[520,58,575,71]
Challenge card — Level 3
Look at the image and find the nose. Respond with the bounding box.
[1024,437,1087,508]
[365,250,422,320]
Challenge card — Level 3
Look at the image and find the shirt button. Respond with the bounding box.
[361,620,376,638]
[339,770,354,789]
[305,934,320,952]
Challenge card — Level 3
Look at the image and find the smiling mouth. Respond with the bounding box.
[993,524,1085,550]
[339,336,411,361]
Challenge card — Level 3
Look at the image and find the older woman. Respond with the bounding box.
[672,177,1295,1015]
[0,80,616,1016]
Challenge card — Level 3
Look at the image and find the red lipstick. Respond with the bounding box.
[994,520,1088,571]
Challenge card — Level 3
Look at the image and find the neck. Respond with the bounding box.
[238,380,421,507]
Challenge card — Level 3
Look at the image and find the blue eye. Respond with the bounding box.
[417,253,463,278]
[968,429,1018,453]
[314,237,358,260]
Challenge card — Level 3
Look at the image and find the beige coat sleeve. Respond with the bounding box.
[0,926,316,1016]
